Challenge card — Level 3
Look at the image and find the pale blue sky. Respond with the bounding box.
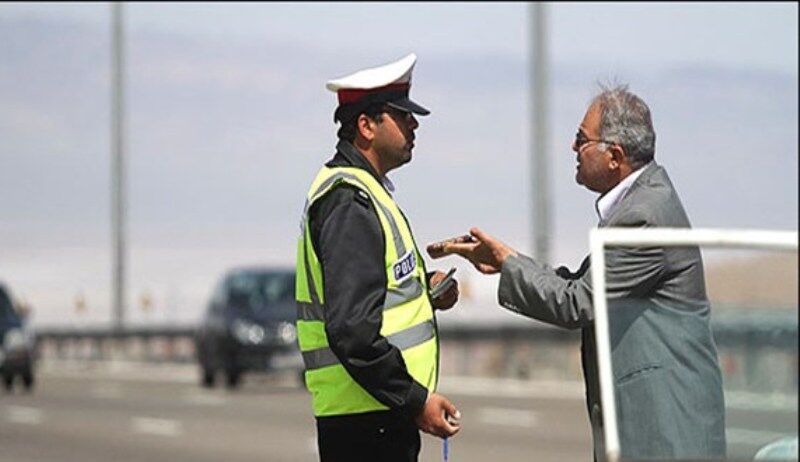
[3,2,798,74]
[1,2,797,326]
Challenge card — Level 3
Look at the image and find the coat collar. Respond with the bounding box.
[599,161,663,227]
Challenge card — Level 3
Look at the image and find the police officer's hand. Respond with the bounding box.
[442,228,517,275]
[414,392,461,438]
[428,271,459,311]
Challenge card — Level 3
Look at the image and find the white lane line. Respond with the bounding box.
[131,417,183,437]
[182,392,227,406]
[441,376,583,400]
[726,391,798,413]
[4,405,44,425]
[478,407,538,428]
[445,377,798,414]
[726,428,796,447]
[41,360,197,384]
[307,436,318,454]
[91,383,124,399]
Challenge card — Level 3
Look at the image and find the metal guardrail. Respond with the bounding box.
[34,325,196,341]
[32,311,796,367]
[33,325,198,364]
[33,310,796,346]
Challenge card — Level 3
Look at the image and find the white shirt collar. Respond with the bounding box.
[595,162,651,221]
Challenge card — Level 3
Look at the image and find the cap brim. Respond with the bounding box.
[386,97,430,116]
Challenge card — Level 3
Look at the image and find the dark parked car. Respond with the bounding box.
[195,268,299,388]
[0,283,35,392]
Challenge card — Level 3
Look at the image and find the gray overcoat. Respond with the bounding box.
[498,162,726,460]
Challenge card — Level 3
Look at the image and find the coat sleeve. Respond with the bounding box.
[309,185,428,419]
[497,209,664,329]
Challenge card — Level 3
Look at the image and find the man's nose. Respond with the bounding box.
[409,115,419,130]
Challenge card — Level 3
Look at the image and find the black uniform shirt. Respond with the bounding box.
[308,139,429,421]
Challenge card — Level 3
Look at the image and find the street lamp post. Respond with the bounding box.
[111,2,127,332]
[530,2,551,264]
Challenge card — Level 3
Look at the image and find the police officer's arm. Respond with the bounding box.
[309,185,428,419]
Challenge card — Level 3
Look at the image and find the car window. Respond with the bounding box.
[259,273,295,305]
[225,271,295,320]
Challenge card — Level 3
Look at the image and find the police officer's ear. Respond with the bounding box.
[356,113,377,142]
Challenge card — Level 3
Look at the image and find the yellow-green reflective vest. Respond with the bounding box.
[296,166,438,417]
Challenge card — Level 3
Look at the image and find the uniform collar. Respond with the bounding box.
[332,139,395,193]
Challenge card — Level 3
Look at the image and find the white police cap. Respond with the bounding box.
[326,53,430,122]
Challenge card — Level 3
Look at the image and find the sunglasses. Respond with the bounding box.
[574,130,616,152]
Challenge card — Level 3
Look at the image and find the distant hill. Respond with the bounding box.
[706,253,798,309]
[1,16,797,326]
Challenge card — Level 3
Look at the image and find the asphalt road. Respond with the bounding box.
[0,361,795,462]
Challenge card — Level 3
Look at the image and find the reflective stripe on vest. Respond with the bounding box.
[302,319,435,370]
[297,274,423,322]
[295,165,438,417]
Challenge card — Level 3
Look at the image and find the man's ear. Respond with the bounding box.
[356,114,376,142]
[608,144,628,170]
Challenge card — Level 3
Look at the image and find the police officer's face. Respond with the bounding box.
[572,104,616,194]
[373,108,419,169]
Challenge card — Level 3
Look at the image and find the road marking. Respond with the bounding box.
[131,417,183,437]
[41,360,197,384]
[727,428,795,447]
[182,392,227,406]
[441,376,583,400]
[4,405,44,425]
[38,361,799,413]
[478,407,538,427]
[726,391,798,413]
[445,377,798,413]
[91,383,124,399]
[307,436,318,454]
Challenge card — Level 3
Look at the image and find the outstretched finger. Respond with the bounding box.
[441,242,477,257]
[469,227,495,245]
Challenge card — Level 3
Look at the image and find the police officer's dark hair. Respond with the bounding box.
[337,104,386,142]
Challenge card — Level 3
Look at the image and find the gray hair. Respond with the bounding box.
[590,83,656,169]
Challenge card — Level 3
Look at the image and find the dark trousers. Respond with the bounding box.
[316,411,421,462]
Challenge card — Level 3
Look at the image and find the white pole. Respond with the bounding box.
[111,2,127,332]
[530,2,550,264]
[596,228,797,250]
[590,229,621,462]
[590,227,797,462]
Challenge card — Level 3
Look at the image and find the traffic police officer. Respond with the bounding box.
[296,54,461,462]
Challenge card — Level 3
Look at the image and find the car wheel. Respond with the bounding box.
[2,373,13,392]
[201,367,215,388]
[21,369,34,392]
[223,347,241,389]
[225,369,241,389]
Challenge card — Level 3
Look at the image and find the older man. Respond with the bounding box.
[441,84,726,460]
